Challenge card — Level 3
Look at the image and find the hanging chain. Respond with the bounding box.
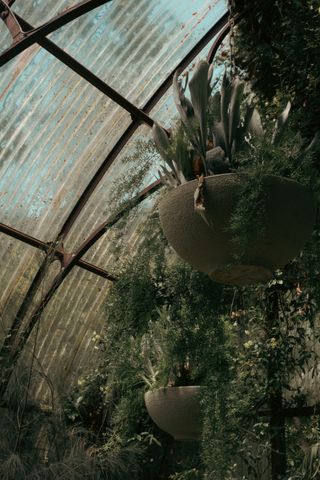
[228,0,236,76]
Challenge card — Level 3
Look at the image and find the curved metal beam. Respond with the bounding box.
[206,12,244,64]
[0,0,112,66]
[24,180,161,338]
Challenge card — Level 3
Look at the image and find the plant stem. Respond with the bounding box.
[266,287,287,480]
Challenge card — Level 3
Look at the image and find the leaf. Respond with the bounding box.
[194,175,211,226]
[234,103,255,151]
[173,70,195,127]
[211,91,221,123]
[174,129,194,180]
[304,131,319,153]
[272,100,291,145]
[152,123,172,165]
[207,63,214,97]
[228,78,245,156]
[248,107,264,139]
[220,72,232,159]
[173,70,203,155]
[189,60,210,157]
[213,121,227,152]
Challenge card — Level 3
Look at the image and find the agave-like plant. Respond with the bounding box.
[152,60,308,187]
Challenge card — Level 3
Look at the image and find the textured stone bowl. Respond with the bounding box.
[144,386,202,441]
[159,174,316,285]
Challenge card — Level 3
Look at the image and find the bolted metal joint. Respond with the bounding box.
[0,0,26,42]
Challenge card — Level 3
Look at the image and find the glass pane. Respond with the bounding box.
[13,1,81,27]
[0,47,131,241]
[19,266,110,400]
[51,0,227,105]
[0,234,43,338]
[0,20,12,52]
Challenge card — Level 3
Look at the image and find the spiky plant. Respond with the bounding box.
[153,60,318,188]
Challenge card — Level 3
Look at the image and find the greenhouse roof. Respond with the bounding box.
[0,0,228,398]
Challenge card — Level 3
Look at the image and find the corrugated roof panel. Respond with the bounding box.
[13,1,80,27]
[0,21,11,52]
[1,0,226,245]
[51,0,226,105]
[0,47,132,240]
[19,266,110,400]
[0,234,42,336]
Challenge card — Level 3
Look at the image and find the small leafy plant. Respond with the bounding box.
[139,305,201,390]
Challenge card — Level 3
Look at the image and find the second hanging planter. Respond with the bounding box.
[144,386,202,441]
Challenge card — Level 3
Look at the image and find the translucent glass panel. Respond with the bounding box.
[0,47,131,241]
[62,123,153,249]
[0,234,43,337]
[19,266,110,400]
[52,0,227,105]
[0,19,12,52]
[13,1,81,27]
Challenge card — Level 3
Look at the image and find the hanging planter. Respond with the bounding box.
[153,61,318,285]
[159,173,315,285]
[144,386,202,441]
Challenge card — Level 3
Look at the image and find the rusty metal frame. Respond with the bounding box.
[0,5,230,395]
[0,0,25,43]
[207,12,243,64]
[0,0,113,66]
[259,404,320,418]
[0,223,117,281]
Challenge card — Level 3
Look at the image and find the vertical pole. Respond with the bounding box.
[266,287,287,480]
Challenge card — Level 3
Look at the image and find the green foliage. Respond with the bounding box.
[66,221,230,479]
[65,4,320,478]
[66,209,320,480]
[228,170,267,259]
[226,118,319,260]
[153,59,318,189]
[233,0,320,136]
[108,138,159,210]
[0,378,140,480]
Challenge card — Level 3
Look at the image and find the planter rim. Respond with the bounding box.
[162,172,307,191]
[145,386,202,392]
[144,385,202,441]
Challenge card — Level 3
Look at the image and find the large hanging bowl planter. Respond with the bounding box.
[159,174,316,285]
[144,386,202,441]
